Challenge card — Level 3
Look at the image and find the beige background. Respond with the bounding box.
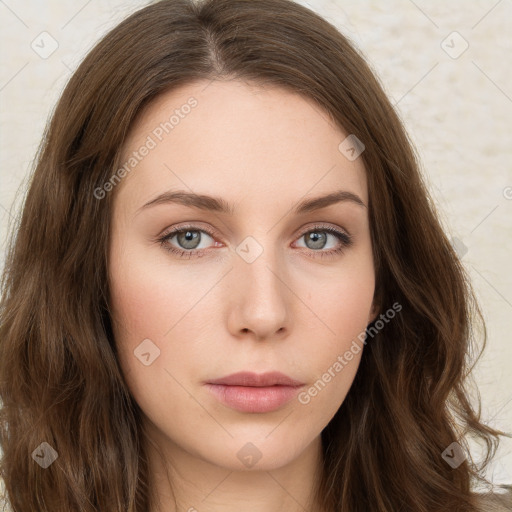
[1,0,511,498]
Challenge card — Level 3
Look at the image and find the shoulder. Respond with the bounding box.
[474,489,512,511]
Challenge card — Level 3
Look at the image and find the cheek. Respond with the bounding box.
[294,257,374,412]
[303,251,375,343]
[108,237,173,379]
[108,228,196,344]
[108,239,219,402]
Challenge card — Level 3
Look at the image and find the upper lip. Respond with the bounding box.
[206,371,304,387]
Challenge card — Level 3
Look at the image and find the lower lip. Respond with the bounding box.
[205,383,303,413]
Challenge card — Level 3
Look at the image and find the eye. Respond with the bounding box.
[157,225,218,259]
[293,224,353,258]
[157,223,352,259]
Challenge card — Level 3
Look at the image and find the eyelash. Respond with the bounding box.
[156,223,353,260]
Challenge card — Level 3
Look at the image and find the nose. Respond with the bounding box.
[226,245,290,341]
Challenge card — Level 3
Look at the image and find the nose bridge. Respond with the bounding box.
[228,232,290,335]
[235,232,285,297]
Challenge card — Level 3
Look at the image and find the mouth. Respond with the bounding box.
[205,371,305,413]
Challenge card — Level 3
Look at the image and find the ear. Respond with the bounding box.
[368,301,379,325]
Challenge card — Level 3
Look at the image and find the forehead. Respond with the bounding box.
[114,79,368,214]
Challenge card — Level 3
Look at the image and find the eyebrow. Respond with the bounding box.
[135,189,366,216]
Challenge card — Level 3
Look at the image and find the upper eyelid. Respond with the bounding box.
[161,222,219,240]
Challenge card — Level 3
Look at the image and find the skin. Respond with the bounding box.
[108,79,378,512]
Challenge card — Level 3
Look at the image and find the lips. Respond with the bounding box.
[207,371,304,387]
[205,371,305,413]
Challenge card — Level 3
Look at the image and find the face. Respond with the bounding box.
[108,79,377,473]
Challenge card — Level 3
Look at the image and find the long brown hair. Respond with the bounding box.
[0,0,508,510]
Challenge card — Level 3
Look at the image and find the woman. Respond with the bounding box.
[0,0,509,510]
